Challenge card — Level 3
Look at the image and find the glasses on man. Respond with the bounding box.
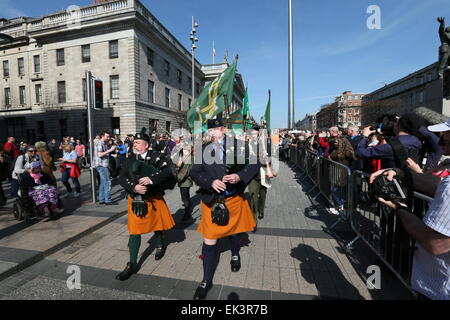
[28,150,37,153]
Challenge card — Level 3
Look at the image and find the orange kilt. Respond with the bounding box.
[198,194,256,239]
[127,195,175,235]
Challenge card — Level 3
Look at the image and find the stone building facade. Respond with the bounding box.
[0,0,244,143]
[362,62,450,126]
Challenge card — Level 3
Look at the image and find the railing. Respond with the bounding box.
[290,146,434,294]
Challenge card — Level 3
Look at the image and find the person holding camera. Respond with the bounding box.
[189,117,261,300]
[357,113,424,169]
[370,118,450,300]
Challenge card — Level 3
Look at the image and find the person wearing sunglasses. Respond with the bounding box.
[11,145,41,197]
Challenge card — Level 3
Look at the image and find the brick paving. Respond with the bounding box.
[0,161,414,299]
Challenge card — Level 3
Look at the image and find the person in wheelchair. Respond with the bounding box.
[19,161,61,216]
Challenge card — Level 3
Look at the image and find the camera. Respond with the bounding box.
[366,174,408,204]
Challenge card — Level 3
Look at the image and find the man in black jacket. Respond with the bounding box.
[116,129,177,281]
[189,117,261,299]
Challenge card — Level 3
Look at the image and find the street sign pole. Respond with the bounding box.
[86,71,96,204]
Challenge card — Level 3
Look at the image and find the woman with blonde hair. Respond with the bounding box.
[58,144,81,197]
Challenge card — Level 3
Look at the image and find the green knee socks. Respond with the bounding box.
[128,235,141,265]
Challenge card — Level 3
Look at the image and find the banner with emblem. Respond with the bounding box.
[187,59,238,133]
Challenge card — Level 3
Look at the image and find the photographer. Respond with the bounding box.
[357,113,423,169]
[369,118,450,300]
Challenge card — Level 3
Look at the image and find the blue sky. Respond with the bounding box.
[2,0,450,128]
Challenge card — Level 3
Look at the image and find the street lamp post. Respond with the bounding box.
[190,17,199,102]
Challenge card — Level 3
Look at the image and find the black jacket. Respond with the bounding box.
[119,150,177,199]
[190,137,262,205]
[19,172,56,190]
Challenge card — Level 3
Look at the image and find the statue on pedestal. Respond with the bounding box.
[437,17,450,79]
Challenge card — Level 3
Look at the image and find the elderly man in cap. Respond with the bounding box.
[189,117,261,299]
[370,118,450,300]
[116,128,177,281]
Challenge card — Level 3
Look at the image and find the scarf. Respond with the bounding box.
[30,172,43,184]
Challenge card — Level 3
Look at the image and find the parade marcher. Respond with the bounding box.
[247,125,276,232]
[189,117,261,300]
[116,128,177,281]
[173,135,194,221]
[0,143,8,206]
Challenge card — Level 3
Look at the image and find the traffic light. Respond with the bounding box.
[94,79,103,109]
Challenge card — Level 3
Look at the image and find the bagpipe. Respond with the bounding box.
[130,150,177,217]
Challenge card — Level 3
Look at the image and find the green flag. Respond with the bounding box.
[242,87,252,129]
[225,108,244,134]
[264,90,271,131]
[187,60,237,132]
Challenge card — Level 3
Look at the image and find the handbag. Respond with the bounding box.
[211,193,229,226]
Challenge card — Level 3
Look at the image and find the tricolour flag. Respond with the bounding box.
[264,90,271,131]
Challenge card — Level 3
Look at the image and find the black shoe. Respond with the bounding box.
[98,202,105,205]
[193,281,212,300]
[155,246,166,260]
[105,202,118,206]
[115,262,137,281]
[230,255,241,272]
[258,213,264,220]
[252,226,257,233]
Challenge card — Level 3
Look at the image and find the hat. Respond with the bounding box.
[207,117,224,129]
[398,113,424,135]
[250,124,261,131]
[34,141,46,149]
[31,161,41,169]
[428,119,450,133]
[134,127,150,143]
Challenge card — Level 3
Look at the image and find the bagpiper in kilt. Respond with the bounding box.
[189,117,261,299]
[116,128,178,281]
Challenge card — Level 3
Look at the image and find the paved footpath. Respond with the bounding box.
[0,162,414,300]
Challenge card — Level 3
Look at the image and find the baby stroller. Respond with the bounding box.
[12,176,64,223]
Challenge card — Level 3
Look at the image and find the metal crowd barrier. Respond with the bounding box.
[290,147,352,229]
[347,170,433,293]
[290,146,434,293]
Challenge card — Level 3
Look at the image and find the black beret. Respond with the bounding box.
[134,132,150,143]
[207,118,224,129]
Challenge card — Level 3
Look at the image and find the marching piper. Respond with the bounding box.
[189,117,261,299]
[116,128,177,281]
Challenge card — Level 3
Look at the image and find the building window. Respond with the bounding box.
[110,75,119,99]
[164,60,170,76]
[148,80,154,103]
[178,94,182,110]
[188,98,192,108]
[82,79,87,102]
[4,88,10,106]
[34,55,40,73]
[165,88,170,108]
[147,47,154,66]
[56,49,65,66]
[35,84,42,104]
[19,86,26,105]
[111,117,120,135]
[18,58,24,76]
[188,77,192,90]
[196,83,200,95]
[82,44,90,63]
[166,121,171,132]
[149,119,158,133]
[58,81,66,103]
[109,40,118,59]
[177,69,182,84]
[418,91,424,104]
[37,121,45,137]
[3,61,9,77]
